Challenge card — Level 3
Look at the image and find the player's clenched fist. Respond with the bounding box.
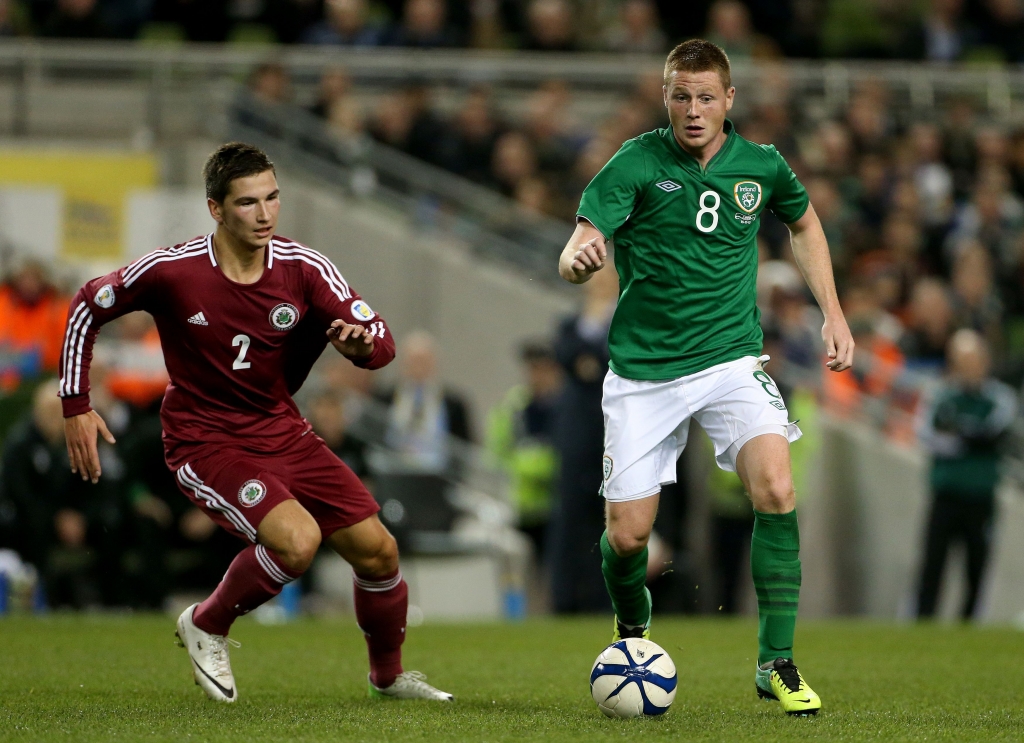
[327,320,374,357]
[559,222,609,284]
[572,237,607,277]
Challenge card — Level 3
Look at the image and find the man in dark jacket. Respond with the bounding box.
[548,267,617,612]
[917,329,1017,620]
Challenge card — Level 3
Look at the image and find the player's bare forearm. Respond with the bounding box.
[64,410,116,484]
[327,320,374,358]
[787,205,854,372]
[559,221,608,284]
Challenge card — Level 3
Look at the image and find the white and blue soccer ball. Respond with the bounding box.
[590,638,677,718]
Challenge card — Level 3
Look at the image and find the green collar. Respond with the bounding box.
[664,118,736,175]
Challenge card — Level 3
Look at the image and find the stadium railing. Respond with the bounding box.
[4,41,1024,141]
[228,87,571,285]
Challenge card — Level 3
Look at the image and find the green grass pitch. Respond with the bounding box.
[1,615,1021,742]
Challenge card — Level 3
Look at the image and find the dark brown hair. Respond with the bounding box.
[203,142,276,203]
[663,39,731,90]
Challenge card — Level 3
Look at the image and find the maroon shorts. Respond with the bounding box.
[171,432,379,543]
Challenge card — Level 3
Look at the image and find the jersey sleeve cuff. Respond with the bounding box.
[347,341,386,370]
[576,213,612,241]
[61,394,92,418]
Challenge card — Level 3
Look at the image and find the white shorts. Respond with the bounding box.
[601,355,801,502]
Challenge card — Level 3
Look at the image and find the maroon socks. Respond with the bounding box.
[193,544,302,636]
[192,547,408,689]
[354,570,408,689]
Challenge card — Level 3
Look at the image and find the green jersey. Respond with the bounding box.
[577,120,809,380]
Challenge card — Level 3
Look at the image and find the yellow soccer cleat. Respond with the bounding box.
[755,658,821,716]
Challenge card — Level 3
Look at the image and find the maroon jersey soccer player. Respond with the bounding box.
[59,143,453,703]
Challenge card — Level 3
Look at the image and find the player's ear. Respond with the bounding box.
[207,197,224,224]
[662,84,668,108]
[725,87,735,112]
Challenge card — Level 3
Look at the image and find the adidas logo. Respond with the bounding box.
[187,312,209,326]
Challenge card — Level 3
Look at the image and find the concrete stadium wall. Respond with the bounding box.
[800,416,1024,624]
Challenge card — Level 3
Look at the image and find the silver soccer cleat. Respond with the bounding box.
[175,603,240,703]
[369,671,454,701]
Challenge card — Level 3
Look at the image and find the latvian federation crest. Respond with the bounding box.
[238,479,267,507]
[269,303,299,331]
[733,181,762,213]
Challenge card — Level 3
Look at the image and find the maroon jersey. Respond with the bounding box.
[59,234,394,466]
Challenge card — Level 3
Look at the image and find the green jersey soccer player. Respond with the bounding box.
[558,40,854,716]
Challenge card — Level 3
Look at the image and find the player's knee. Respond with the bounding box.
[607,526,650,558]
[277,522,322,573]
[751,471,795,514]
[358,532,399,577]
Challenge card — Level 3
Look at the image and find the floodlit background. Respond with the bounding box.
[2,0,1024,631]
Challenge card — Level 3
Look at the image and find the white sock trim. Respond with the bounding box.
[255,544,294,585]
[353,572,403,593]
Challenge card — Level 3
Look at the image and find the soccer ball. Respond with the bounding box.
[590,638,677,718]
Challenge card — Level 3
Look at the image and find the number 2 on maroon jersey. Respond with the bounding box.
[232,334,251,370]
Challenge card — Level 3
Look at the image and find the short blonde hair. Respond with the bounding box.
[664,39,731,90]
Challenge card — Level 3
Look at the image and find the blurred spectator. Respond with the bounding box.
[380,330,472,473]
[901,278,957,373]
[950,240,1003,348]
[490,131,539,197]
[916,329,1016,620]
[0,380,123,608]
[901,0,979,62]
[523,0,576,51]
[310,68,352,119]
[41,0,110,37]
[308,389,370,479]
[369,86,448,167]
[249,61,292,106]
[487,341,563,559]
[705,0,777,59]
[603,0,666,54]
[548,266,617,613]
[97,313,169,412]
[387,0,460,47]
[823,314,907,419]
[0,260,70,392]
[945,174,1024,273]
[450,87,502,183]
[302,0,383,46]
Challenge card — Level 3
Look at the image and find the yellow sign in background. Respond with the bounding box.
[0,150,157,260]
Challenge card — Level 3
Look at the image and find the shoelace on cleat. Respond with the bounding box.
[773,661,803,694]
[207,636,241,677]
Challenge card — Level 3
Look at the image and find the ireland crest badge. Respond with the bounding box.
[733,181,762,213]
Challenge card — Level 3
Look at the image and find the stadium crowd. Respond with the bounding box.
[3,0,1024,63]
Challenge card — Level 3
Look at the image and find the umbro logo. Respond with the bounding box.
[655,180,682,192]
[187,312,209,326]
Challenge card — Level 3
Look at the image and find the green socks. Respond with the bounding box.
[750,509,801,666]
[600,531,651,627]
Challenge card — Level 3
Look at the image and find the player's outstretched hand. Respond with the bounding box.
[822,314,855,372]
[65,410,116,484]
[328,320,374,358]
[570,237,607,280]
